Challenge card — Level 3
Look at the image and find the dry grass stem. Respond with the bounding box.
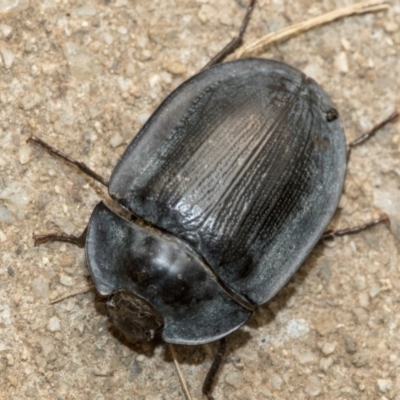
[231,0,390,59]
[168,344,193,400]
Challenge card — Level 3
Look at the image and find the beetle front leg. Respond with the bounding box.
[27,135,108,187]
[202,337,227,400]
[33,227,87,248]
[321,214,389,241]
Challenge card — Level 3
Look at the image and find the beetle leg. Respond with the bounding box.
[200,0,256,71]
[202,337,227,400]
[27,135,108,187]
[321,214,389,241]
[347,110,399,158]
[33,227,87,248]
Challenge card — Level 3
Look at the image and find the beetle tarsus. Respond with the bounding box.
[201,0,256,71]
[202,337,227,400]
[321,214,390,241]
[33,227,87,248]
[27,135,109,187]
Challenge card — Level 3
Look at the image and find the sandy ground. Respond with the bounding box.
[1,0,400,399]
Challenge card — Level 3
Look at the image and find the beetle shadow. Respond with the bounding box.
[243,239,328,333]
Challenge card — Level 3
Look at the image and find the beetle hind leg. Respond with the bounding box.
[33,227,87,248]
[202,337,227,400]
[322,214,389,241]
[347,111,399,157]
[201,0,256,71]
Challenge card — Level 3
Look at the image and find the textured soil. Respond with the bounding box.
[1,1,400,399]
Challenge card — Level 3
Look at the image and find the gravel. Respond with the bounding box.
[1,1,399,399]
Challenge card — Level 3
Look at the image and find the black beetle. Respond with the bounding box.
[29,0,398,398]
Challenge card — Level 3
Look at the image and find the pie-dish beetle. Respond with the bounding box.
[28,0,398,398]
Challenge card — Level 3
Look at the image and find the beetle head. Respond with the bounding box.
[106,290,164,342]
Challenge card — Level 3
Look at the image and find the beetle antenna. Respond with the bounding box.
[49,285,95,305]
[168,344,193,400]
[27,135,109,187]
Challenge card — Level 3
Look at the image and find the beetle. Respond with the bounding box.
[28,0,398,398]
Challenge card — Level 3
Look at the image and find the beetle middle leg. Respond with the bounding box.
[28,135,104,247]
[202,337,227,400]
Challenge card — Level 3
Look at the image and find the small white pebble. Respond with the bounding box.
[0,229,6,242]
[334,51,349,74]
[0,0,29,14]
[320,357,333,372]
[1,48,15,69]
[94,121,102,134]
[118,26,128,35]
[341,38,351,51]
[384,22,399,33]
[6,353,14,366]
[136,113,151,126]
[225,371,242,389]
[103,32,113,45]
[118,76,132,92]
[305,375,322,396]
[160,71,172,85]
[322,342,336,356]
[30,64,39,76]
[358,292,370,308]
[72,5,96,16]
[19,145,32,164]
[165,62,186,75]
[115,0,128,6]
[48,316,61,332]
[110,132,123,148]
[0,206,13,223]
[377,379,392,393]
[219,14,233,26]
[21,92,42,110]
[60,275,74,287]
[149,74,160,88]
[286,319,310,339]
[20,346,29,361]
[271,374,283,388]
[0,24,12,38]
[140,49,152,61]
[198,4,215,24]
[369,284,380,298]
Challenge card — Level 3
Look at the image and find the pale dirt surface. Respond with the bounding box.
[1,1,400,399]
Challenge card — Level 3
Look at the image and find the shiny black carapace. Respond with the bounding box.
[88,58,347,345]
